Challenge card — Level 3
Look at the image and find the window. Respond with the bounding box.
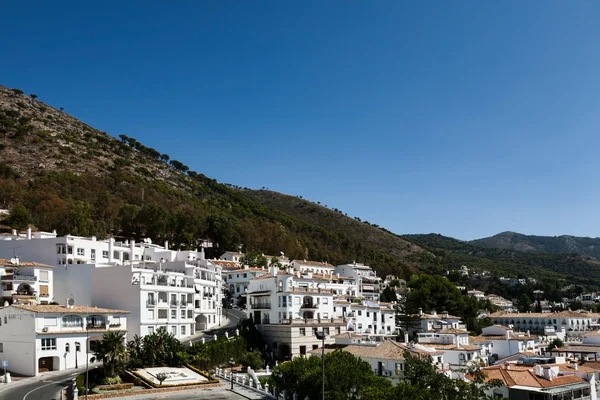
[57,246,62,254]
[312,344,318,350]
[39,285,49,297]
[3,316,6,324]
[91,249,96,260]
[65,343,70,353]
[273,342,278,349]
[41,338,57,350]
[299,328,306,336]
[0,343,3,353]
[171,326,177,335]
[313,327,318,336]
[336,327,341,334]
[39,271,49,282]
[102,250,108,259]
[181,325,186,336]
[187,310,193,319]
[366,312,370,317]
[300,345,306,355]
[358,311,362,316]
[171,310,176,319]
[228,275,232,280]
[67,246,73,255]
[322,298,328,304]
[77,248,85,256]
[324,327,329,335]
[148,310,155,320]
[62,316,82,328]
[148,326,154,335]
[243,273,247,278]
[181,310,186,318]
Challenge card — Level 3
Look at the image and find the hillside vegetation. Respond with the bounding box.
[0,85,424,276]
[404,233,600,288]
[472,231,600,260]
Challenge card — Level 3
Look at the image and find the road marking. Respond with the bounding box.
[23,380,60,400]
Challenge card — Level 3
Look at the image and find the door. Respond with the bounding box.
[377,361,383,376]
[38,357,54,373]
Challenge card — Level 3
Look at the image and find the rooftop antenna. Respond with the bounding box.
[10,245,20,259]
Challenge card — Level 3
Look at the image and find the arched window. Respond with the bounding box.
[278,280,283,292]
[62,315,82,328]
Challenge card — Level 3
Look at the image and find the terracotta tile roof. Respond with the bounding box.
[472,365,587,388]
[250,274,275,280]
[308,339,437,360]
[437,328,469,334]
[419,343,481,351]
[13,304,129,314]
[291,260,334,268]
[0,258,54,268]
[417,312,461,320]
[470,333,538,342]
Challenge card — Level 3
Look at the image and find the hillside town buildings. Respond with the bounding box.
[0,303,128,376]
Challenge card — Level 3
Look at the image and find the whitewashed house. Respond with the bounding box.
[0,304,128,376]
[488,310,597,333]
[246,267,348,359]
[1,258,54,305]
[334,263,381,301]
[224,267,268,299]
[469,325,540,361]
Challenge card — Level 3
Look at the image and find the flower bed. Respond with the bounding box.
[128,368,219,389]
[84,382,223,399]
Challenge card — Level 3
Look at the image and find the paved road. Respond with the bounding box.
[108,385,267,400]
[182,307,247,344]
[0,368,81,400]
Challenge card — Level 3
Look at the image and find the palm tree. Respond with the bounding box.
[96,331,127,378]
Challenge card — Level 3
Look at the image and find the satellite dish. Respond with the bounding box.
[10,258,17,265]
[67,298,75,307]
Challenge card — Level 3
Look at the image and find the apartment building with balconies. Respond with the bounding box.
[0,258,54,305]
[332,299,396,336]
[224,266,269,299]
[246,267,349,360]
[334,262,381,301]
[0,303,128,376]
[488,310,598,334]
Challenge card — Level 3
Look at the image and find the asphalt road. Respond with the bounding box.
[183,307,247,344]
[0,368,80,400]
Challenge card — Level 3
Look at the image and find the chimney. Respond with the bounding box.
[506,331,510,340]
[11,229,16,236]
[130,239,135,265]
[199,247,205,260]
[504,362,510,370]
[418,308,423,317]
[26,227,32,240]
[91,236,97,242]
[164,240,169,250]
[572,362,578,371]
[52,229,57,235]
[108,238,114,263]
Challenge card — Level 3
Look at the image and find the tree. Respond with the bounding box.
[394,295,420,340]
[241,252,268,268]
[518,293,532,313]
[30,94,38,101]
[4,203,32,230]
[155,372,168,386]
[405,274,465,317]
[60,107,64,112]
[118,134,128,143]
[95,331,127,378]
[10,88,23,95]
[379,286,397,302]
[160,154,170,163]
[548,338,564,350]
[271,350,393,400]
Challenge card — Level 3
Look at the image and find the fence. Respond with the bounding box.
[215,366,278,399]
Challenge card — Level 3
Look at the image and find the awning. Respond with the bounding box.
[362,285,375,291]
[248,290,271,296]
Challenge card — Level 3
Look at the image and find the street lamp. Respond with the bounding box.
[74,341,80,369]
[315,330,326,400]
[229,357,235,391]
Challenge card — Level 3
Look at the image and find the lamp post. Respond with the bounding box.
[229,357,235,391]
[315,330,326,400]
[85,326,89,400]
[74,341,80,369]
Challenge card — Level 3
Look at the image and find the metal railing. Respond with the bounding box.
[1,274,37,281]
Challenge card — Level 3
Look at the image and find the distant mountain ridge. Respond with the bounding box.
[471,231,600,260]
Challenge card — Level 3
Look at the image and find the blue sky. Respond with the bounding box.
[1,1,599,240]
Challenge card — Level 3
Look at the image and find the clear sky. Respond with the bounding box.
[1,1,599,240]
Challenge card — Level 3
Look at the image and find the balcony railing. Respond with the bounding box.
[251,303,271,309]
[1,274,37,282]
[86,324,108,330]
[301,303,318,309]
[146,300,156,306]
[14,291,37,297]
[289,287,333,294]
[170,300,179,307]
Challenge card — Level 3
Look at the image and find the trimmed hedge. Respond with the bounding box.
[96,383,134,391]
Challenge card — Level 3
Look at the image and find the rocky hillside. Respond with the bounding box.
[471,231,600,260]
[0,85,425,276]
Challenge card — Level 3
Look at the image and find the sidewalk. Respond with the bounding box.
[180,316,231,344]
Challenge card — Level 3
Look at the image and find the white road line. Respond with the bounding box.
[22,380,59,400]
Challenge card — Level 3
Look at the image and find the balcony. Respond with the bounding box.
[1,274,37,282]
[251,302,272,309]
[146,299,156,307]
[301,303,319,309]
[86,324,108,331]
[170,300,179,307]
[13,291,37,298]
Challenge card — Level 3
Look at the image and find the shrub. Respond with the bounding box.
[155,373,168,386]
[102,376,122,385]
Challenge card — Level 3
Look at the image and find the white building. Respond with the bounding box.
[52,250,222,341]
[333,299,396,336]
[334,263,381,301]
[412,309,466,334]
[469,325,540,361]
[224,267,268,299]
[291,260,335,276]
[488,310,597,333]
[0,303,128,376]
[246,267,349,360]
[1,258,54,305]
